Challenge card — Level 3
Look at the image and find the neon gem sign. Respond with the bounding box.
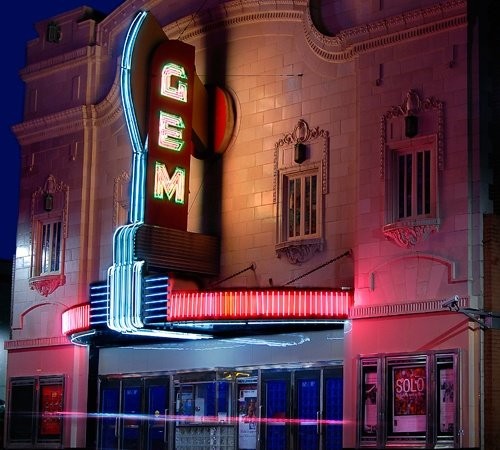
[146,39,195,230]
[154,162,185,203]
[161,62,188,102]
[158,111,185,151]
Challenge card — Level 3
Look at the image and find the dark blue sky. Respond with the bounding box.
[0,1,124,261]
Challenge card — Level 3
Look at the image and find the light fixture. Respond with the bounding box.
[405,114,418,138]
[43,193,53,211]
[404,89,420,138]
[294,142,307,164]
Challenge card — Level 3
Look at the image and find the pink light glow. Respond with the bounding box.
[62,289,351,337]
[61,304,90,335]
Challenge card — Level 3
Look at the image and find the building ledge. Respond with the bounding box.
[349,296,469,319]
[5,335,70,350]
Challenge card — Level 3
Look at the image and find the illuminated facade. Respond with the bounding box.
[7,0,500,449]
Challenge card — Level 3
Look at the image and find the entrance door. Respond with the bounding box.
[121,380,143,449]
[295,370,321,450]
[260,371,292,450]
[295,368,343,450]
[259,367,343,450]
[98,379,120,450]
[98,377,170,450]
[323,368,343,450]
[144,378,169,450]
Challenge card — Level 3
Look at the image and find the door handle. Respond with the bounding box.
[257,405,263,444]
[164,408,168,443]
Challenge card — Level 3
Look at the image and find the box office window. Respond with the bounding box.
[358,351,458,448]
[8,376,64,446]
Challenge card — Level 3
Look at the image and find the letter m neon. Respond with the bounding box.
[154,162,186,204]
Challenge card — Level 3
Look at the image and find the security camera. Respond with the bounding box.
[442,295,460,310]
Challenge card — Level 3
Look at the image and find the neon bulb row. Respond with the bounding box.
[62,304,90,335]
[63,288,351,336]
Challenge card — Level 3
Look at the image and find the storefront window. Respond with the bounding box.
[437,354,457,444]
[387,356,427,444]
[173,374,235,450]
[38,382,64,439]
[360,361,378,440]
[8,376,64,446]
[96,366,343,450]
[174,380,232,423]
[238,377,258,450]
[358,351,458,448]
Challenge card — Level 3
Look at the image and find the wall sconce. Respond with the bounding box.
[44,193,54,212]
[404,89,420,138]
[294,142,307,164]
[405,114,418,138]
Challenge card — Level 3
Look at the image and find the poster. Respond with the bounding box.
[363,371,377,435]
[439,368,455,433]
[238,384,258,450]
[40,385,63,436]
[392,366,426,433]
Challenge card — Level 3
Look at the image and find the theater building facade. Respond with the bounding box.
[7,0,499,449]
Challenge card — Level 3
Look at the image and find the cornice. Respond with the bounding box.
[20,46,97,82]
[12,106,88,146]
[12,76,123,146]
[349,296,469,319]
[160,0,466,58]
[163,0,307,41]
[91,66,124,128]
[303,0,467,62]
[4,335,71,350]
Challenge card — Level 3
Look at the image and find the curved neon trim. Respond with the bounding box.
[120,10,148,224]
[106,11,151,336]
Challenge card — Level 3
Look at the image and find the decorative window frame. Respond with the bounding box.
[29,175,69,296]
[358,350,459,448]
[380,90,444,248]
[274,119,329,264]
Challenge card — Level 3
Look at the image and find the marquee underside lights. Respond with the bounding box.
[64,286,352,343]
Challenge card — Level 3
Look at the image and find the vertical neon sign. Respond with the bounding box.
[146,40,195,230]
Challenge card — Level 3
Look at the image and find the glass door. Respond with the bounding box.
[144,378,169,450]
[99,379,120,450]
[121,380,143,449]
[98,378,145,450]
[260,371,291,450]
[259,367,343,450]
[323,367,343,450]
[294,370,321,450]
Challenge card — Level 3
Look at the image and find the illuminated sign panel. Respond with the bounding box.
[146,40,195,230]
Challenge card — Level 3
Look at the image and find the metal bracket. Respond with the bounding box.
[442,295,500,329]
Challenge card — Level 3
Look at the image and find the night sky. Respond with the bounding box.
[0,0,124,261]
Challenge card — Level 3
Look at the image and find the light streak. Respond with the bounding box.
[41,410,347,427]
